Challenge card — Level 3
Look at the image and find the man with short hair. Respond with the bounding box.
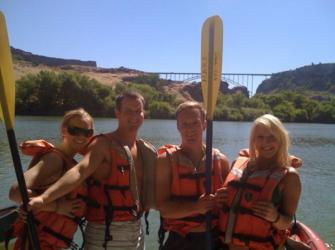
[155,101,230,250]
[29,91,157,250]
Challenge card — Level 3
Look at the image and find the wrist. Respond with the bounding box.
[41,192,50,204]
[271,212,281,224]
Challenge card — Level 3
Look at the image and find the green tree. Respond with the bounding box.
[273,102,296,122]
[148,101,174,119]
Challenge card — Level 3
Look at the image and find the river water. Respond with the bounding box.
[0,116,334,248]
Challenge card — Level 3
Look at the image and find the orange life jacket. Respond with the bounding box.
[159,144,224,236]
[84,135,142,248]
[219,150,291,250]
[85,135,139,224]
[13,140,87,250]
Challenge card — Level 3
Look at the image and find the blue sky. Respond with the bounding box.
[1,1,334,76]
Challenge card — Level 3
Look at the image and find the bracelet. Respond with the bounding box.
[272,213,280,224]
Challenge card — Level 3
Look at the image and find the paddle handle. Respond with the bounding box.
[6,129,41,250]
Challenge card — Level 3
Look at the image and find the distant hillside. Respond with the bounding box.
[11,48,335,122]
[11,47,249,101]
[257,63,335,94]
[11,47,97,67]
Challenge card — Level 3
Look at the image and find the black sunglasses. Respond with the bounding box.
[67,126,94,138]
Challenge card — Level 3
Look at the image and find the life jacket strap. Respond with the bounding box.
[144,211,150,235]
[35,219,78,249]
[228,180,263,192]
[220,231,277,249]
[103,187,113,249]
[158,216,166,250]
[179,171,213,179]
[222,205,254,215]
[87,179,131,190]
[104,184,130,191]
[177,213,219,223]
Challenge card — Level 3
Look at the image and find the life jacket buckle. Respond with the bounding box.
[117,164,130,175]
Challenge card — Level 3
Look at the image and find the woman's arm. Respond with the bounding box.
[251,167,301,230]
[9,152,63,203]
[273,167,301,230]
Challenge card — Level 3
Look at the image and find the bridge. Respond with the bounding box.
[149,72,273,96]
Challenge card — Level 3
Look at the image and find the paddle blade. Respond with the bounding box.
[0,12,15,129]
[201,15,223,120]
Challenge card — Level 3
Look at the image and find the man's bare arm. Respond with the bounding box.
[29,138,108,209]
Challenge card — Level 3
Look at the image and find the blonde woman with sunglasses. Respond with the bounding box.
[9,108,94,250]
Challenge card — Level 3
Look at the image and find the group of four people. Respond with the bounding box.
[9,91,301,250]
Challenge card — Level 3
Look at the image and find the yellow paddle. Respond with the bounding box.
[0,12,41,250]
[201,15,223,120]
[201,15,223,250]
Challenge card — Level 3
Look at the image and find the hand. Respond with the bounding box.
[214,187,228,206]
[28,196,45,213]
[18,189,39,221]
[290,155,302,168]
[251,201,279,223]
[56,198,84,217]
[195,193,216,214]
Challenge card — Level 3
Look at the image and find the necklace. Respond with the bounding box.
[179,145,205,171]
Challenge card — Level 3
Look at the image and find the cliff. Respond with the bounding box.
[257,63,335,94]
[11,47,97,67]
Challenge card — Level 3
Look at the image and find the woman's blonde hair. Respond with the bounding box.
[60,108,93,130]
[249,114,289,167]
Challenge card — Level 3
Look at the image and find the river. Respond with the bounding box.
[0,116,334,248]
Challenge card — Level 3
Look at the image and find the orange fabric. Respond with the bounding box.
[13,139,86,249]
[159,144,224,236]
[219,151,289,250]
[20,139,54,156]
[86,137,138,223]
[14,236,62,250]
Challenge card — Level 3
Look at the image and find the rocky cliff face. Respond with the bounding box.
[11,47,97,67]
[256,63,335,94]
[182,81,249,101]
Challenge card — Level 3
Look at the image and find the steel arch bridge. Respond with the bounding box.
[148,72,273,95]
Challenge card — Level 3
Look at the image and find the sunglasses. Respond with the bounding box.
[67,126,94,138]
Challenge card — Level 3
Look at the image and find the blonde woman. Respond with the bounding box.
[9,108,94,250]
[217,114,301,250]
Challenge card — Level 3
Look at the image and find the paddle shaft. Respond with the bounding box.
[205,119,213,250]
[7,130,41,249]
[0,72,41,249]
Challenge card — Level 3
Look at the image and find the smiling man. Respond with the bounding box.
[155,101,229,250]
[28,91,157,250]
